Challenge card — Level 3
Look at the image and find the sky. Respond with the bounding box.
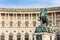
[0,0,60,8]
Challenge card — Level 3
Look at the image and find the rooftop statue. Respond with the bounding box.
[35,8,53,33]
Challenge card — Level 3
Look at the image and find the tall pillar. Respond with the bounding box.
[22,14,25,27]
[52,35,55,40]
[21,14,22,27]
[16,14,17,19]
[16,14,17,27]
[13,33,17,40]
[0,13,1,27]
[8,13,9,27]
[21,34,24,40]
[5,14,6,27]
[34,35,36,40]
[36,13,37,26]
[36,13,37,21]
[13,14,14,27]
[29,14,30,27]
[52,12,53,26]
[31,14,33,27]
[29,34,33,40]
[31,14,32,21]
[5,33,8,40]
[54,12,56,26]
[24,14,25,21]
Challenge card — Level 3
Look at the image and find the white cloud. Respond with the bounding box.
[49,0,60,6]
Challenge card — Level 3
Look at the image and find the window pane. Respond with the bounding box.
[10,21,13,27]
[25,21,29,27]
[25,33,29,40]
[33,21,36,27]
[1,21,5,27]
[1,33,4,40]
[17,33,21,40]
[9,33,13,40]
[57,35,60,40]
[18,21,21,27]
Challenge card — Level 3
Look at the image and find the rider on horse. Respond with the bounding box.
[39,8,48,26]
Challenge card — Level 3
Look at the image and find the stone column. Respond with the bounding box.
[5,33,9,40]
[31,14,33,27]
[8,13,10,21]
[36,13,37,26]
[13,33,17,40]
[36,13,37,21]
[54,12,56,26]
[29,34,33,40]
[8,13,9,27]
[22,14,25,27]
[52,35,55,40]
[16,14,17,19]
[0,13,1,27]
[5,14,6,27]
[16,14,17,27]
[13,14,14,27]
[24,14,25,21]
[52,12,53,26]
[34,35,36,40]
[29,14,30,27]
[21,34,24,40]
[21,14,22,27]
[31,13,32,20]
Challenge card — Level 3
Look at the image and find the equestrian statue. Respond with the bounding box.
[39,8,48,26]
[35,8,53,33]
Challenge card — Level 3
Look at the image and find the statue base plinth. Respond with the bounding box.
[35,23,55,40]
[34,32,55,40]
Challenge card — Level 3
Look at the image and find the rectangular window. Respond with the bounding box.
[25,21,29,27]
[50,36,52,40]
[33,21,36,27]
[17,14,21,20]
[1,13,5,20]
[1,35,4,40]
[1,21,4,27]
[10,21,13,27]
[18,21,21,27]
[9,14,13,20]
[25,14,28,20]
[32,14,36,20]
[9,35,13,40]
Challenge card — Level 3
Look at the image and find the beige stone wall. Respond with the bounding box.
[0,8,60,40]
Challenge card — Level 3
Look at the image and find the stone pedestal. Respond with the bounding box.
[34,32,55,40]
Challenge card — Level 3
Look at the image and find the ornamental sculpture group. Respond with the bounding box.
[35,8,53,33]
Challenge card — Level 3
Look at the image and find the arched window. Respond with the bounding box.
[25,33,29,40]
[1,33,5,40]
[17,33,21,40]
[9,33,13,40]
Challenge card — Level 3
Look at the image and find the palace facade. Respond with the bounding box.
[0,7,60,40]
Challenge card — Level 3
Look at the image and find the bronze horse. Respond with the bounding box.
[39,8,48,26]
